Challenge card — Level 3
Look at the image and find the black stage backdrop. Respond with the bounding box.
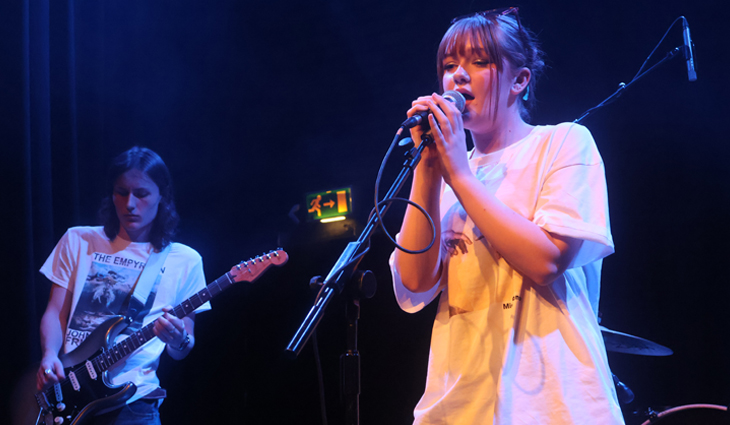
[2,0,728,424]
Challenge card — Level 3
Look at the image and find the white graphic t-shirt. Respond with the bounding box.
[391,123,625,424]
[40,226,211,403]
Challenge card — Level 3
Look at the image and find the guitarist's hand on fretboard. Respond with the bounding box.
[153,306,193,359]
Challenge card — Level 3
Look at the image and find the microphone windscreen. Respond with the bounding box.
[443,90,466,113]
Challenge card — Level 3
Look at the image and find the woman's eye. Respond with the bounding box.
[474,59,491,66]
[443,63,457,71]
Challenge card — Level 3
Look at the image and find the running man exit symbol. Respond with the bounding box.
[306,187,352,221]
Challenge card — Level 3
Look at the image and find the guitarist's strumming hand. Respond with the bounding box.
[36,354,65,391]
[153,306,195,360]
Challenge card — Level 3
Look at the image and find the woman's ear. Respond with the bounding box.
[511,67,532,96]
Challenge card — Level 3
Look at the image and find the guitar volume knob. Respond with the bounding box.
[56,402,66,412]
[54,416,64,424]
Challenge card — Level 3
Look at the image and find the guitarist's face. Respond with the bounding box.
[113,169,162,243]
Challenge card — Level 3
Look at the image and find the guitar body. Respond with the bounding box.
[36,316,137,425]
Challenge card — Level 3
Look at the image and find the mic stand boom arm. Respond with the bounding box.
[574,46,684,124]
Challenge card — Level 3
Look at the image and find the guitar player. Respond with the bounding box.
[36,146,211,425]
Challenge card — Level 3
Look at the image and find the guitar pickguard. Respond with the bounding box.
[37,317,137,425]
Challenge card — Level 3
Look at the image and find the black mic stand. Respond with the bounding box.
[286,131,432,425]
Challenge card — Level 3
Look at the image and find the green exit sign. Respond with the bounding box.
[306,187,352,221]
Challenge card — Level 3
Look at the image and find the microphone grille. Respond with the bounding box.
[442,90,466,113]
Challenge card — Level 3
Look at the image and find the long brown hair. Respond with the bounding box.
[98,147,179,251]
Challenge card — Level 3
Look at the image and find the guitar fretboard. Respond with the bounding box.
[91,270,237,372]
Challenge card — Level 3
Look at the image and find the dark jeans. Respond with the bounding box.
[91,399,161,425]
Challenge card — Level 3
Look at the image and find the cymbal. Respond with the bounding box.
[600,326,673,356]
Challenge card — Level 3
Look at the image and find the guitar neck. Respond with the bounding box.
[92,270,236,372]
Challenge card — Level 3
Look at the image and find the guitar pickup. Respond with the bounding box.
[85,360,98,380]
[68,371,81,391]
[54,382,63,402]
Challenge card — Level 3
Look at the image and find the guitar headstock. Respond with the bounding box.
[229,249,288,283]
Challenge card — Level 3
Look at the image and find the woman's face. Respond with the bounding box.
[441,40,516,133]
[112,168,161,242]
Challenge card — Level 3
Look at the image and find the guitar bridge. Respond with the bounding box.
[35,390,51,415]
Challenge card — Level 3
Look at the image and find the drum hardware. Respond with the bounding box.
[599,326,727,424]
[638,404,729,424]
[600,325,672,412]
[600,326,673,356]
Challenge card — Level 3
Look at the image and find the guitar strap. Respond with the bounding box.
[119,244,172,329]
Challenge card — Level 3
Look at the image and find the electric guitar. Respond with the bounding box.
[33,249,288,425]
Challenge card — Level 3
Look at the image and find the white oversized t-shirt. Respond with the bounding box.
[391,123,625,424]
[40,226,211,404]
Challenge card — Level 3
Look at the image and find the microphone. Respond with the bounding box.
[401,90,466,130]
[612,373,635,405]
[681,17,697,82]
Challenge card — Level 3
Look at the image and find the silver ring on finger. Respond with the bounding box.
[44,368,52,375]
